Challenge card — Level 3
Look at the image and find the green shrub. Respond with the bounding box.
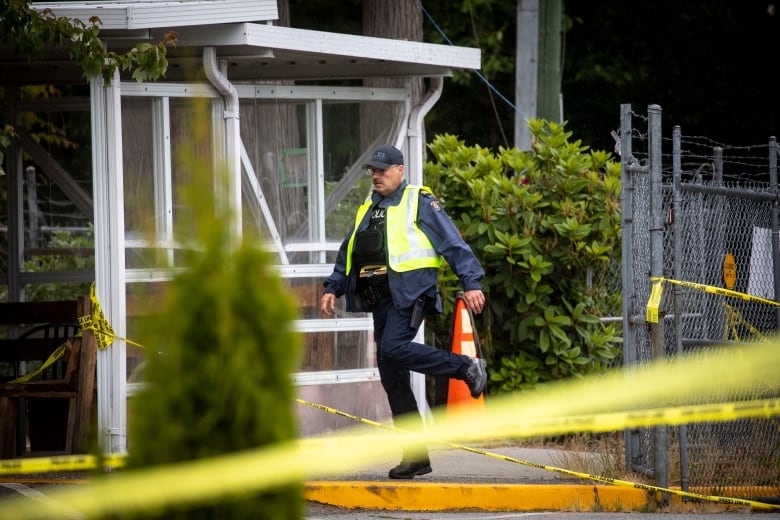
[424,120,623,393]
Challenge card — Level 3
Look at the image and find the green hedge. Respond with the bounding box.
[424,120,623,393]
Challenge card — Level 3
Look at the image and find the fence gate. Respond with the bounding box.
[619,104,780,500]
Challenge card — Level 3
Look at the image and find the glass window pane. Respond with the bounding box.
[299,330,375,372]
[240,98,308,246]
[286,276,374,372]
[120,87,408,378]
[19,105,93,280]
[122,97,161,270]
[322,100,405,244]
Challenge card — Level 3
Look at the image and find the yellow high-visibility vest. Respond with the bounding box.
[346,185,442,275]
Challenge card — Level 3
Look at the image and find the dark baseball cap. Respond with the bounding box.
[363,145,404,169]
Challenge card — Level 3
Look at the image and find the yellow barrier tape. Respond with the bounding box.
[2,403,777,512]
[298,397,780,511]
[0,453,125,475]
[4,398,774,476]
[296,398,780,443]
[724,303,770,343]
[77,283,115,349]
[645,279,664,323]
[6,284,145,382]
[77,283,146,350]
[0,338,778,518]
[650,276,780,307]
[6,342,69,383]
[3,397,778,477]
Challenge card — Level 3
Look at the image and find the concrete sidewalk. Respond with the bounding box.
[305,446,652,512]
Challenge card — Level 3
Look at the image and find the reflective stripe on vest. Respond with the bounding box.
[346,186,442,275]
[387,186,442,271]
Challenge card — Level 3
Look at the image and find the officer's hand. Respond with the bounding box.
[463,289,485,315]
[320,293,336,317]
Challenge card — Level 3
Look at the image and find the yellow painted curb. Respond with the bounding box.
[304,482,649,512]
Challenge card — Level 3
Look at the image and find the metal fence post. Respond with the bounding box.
[713,146,723,184]
[770,137,780,330]
[672,125,690,493]
[619,103,640,468]
[648,104,669,500]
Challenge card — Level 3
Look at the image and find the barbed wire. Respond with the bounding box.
[670,134,773,152]
[618,114,778,185]
[630,110,649,122]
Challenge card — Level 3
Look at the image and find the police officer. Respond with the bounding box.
[320,144,487,479]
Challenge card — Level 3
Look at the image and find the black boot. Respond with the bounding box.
[388,453,432,479]
[462,357,487,398]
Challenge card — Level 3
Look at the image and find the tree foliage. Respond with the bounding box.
[0,0,176,175]
[291,0,779,152]
[0,0,175,84]
[420,0,517,148]
[123,131,303,519]
[424,120,623,392]
[563,1,779,151]
[125,234,303,519]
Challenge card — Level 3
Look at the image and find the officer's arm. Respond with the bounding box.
[322,230,351,298]
[416,192,485,290]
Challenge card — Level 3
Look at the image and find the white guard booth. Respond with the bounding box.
[0,0,481,454]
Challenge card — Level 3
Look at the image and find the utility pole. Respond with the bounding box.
[515,0,563,150]
[537,0,562,123]
[515,0,538,151]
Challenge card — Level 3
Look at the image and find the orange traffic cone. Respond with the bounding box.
[447,293,485,413]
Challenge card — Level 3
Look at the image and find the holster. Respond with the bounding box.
[409,296,426,329]
[357,283,390,309]
[356,264,389,310]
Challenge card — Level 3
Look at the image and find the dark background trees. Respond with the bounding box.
[289,0,780,153]
[562,1,779,151]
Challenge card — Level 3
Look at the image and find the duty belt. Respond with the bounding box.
[357,265,390,307]
[359,265,387,278]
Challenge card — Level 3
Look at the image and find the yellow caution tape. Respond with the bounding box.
[2,398,778,511]
[76,283,115,350]
[1,338,778,518]
[6,283,144,383]
[645,279,664,323]
[724,303,770,342]
[78,282,146,351]
[6,342,70,383]
[2,399,778,509]
[650,276,780,307]
[3,397,778,477]
[297,397,780,510]
[298,397,780,441]
[0,453,125,474]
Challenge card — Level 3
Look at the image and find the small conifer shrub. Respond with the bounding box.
[125,152,302,518]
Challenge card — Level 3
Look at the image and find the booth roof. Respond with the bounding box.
[0,0,481,85]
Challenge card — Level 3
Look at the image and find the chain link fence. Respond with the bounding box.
[619,104,780,499]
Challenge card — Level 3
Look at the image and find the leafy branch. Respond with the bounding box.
[0,0,177,175]
[1,0,177,84]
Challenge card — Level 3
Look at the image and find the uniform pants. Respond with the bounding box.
[372,296,471,420]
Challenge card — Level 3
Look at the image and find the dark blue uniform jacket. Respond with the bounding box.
[323,181,484,313]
